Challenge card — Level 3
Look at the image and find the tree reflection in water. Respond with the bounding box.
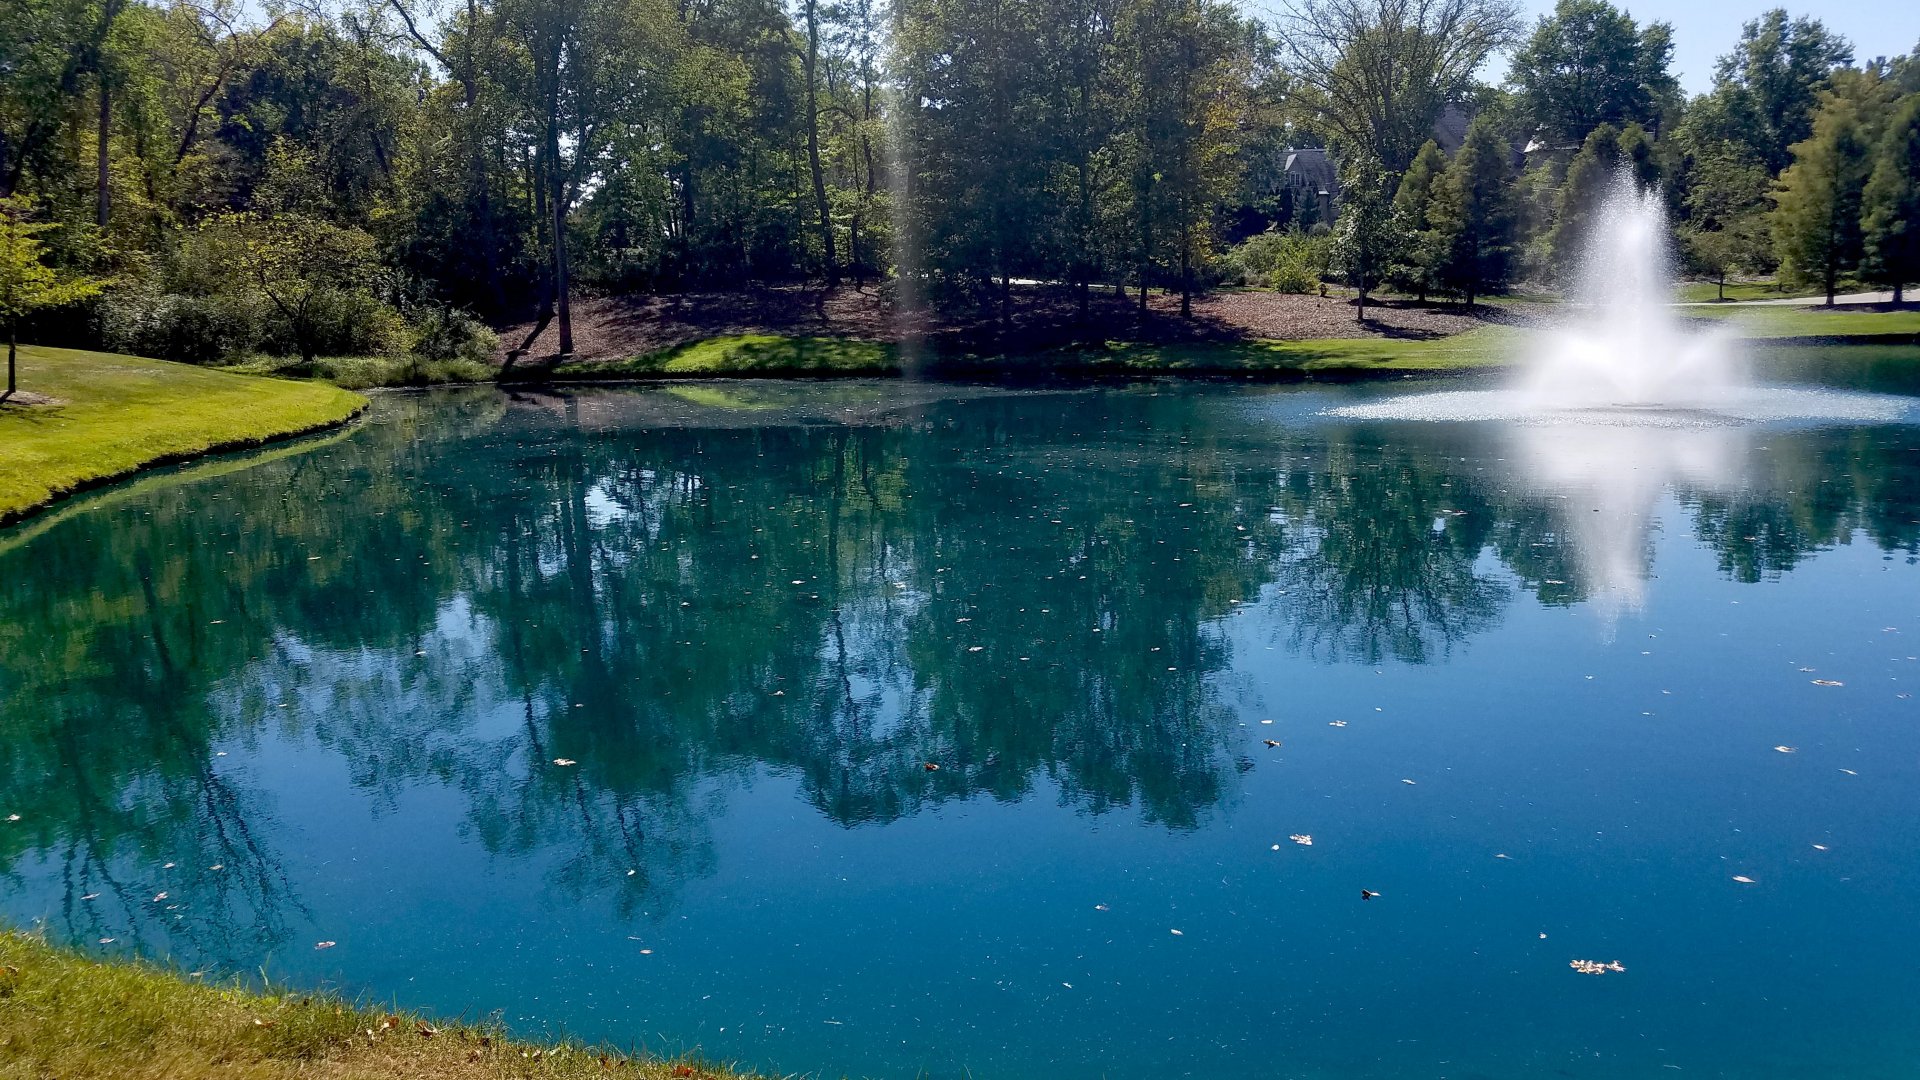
[1,383,1915,962]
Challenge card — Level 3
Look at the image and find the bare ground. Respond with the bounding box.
[497,284,1521,364]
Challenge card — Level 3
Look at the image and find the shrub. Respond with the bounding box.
[96,286,264,364]
[1221,229,1331,293]
[407,305,499,365]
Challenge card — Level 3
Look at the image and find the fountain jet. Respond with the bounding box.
[1517,172,1743,411]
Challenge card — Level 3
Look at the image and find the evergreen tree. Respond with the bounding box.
[1861,93,1920,302]
[1391,139,1447,300]
[1330,152,1401,320]
[1429,115,1514,307]
[1772,75,1887,304]
[1546,121,1619,278]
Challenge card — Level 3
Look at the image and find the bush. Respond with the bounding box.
[96,286,264,365]
[1220,229,1331,293]
[407,305,499,365]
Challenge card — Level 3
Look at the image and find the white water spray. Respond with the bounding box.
[1517,173,1742,410]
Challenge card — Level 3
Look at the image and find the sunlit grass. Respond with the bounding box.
[547,335,899,379]
[0,931,762,1080]
[0,346,365,523]
[1033,327,1518,374]
[1688,306,1920,339]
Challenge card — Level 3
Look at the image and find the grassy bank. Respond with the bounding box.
[0,346,366,525]
[0,931,753,1080]
[1690,305,1920,340]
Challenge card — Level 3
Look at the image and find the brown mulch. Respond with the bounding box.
[496,283,1520,364]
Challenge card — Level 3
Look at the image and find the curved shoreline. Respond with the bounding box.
[0,346,369,528]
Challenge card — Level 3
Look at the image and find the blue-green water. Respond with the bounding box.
[3,376,1920,1078]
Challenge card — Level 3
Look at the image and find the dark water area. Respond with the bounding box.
[3,372,1919,1079]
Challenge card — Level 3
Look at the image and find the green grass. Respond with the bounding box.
[1688,305,1920,340]
[0,346,366,524]
[224,353,497,390]
[0,930,763,1080]
[1673,279,1853,303]
[543,334,899,379]
[1024,326,1517,375]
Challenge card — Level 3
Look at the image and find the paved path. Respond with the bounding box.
[1676,290,1899,307]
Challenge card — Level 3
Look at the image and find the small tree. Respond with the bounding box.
[212,213,377,365]
[1330,153,1403,321]
[1862,93,1920,304]
[1430,116,1516,308]
[1682,219,1768,300]
[0,198,107,402]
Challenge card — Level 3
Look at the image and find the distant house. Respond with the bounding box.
[1273,103,1486,225]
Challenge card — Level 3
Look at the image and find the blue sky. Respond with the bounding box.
[1507,0,1920,94]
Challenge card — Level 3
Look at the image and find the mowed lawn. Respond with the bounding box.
[0,346,366,523]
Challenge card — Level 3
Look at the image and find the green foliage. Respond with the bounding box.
[1861,93,1920,298]
[1693,9,1853,176]
[1545,122,1619,278]
[1508,0,1679,148]
[1772,74,1889,301]
[1392,139,1448,298]
[0,197,108,394]
[1330,152,1405,313]
[1429,115,1516,304]
[1219,228,1331,293]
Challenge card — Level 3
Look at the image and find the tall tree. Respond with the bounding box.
[1544,121,1618,278]
[1861,93,1920,302]
[1331,151,1400,319]
[1391,137,1446,299]
[1699,9,1853,175]
[1429,114,1513,306]
[1772,76,1884,305]
[1507,0,1677,149]
[1276,0,1521,172]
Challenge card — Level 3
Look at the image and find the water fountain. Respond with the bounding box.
[1322,170,1911,617]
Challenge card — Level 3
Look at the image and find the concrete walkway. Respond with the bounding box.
[1675,290,1900,307]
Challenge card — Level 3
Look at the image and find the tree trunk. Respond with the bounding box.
[6,323,16,400]
[1179,242,1192,318]
[803,0,837,286]
[97,76,111,228]
[1897,283,1906,304]
[546,105,572,356]
[1356,267,1366,322]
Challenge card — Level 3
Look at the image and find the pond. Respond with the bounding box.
[3,370,1919,1079]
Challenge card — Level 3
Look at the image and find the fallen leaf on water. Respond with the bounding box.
[1169,928,1183,936]
[1840,769,1859,776]
[1263,739,1281,748]
[1732,875,1756,884]
[1812,844,1829,851]
[1062,982,1073,989]
[98,937,114,944]
[1774,746,1797,753]
[923,762,940,771]
[314,941,336,950]
[1812,680,1844,687]
[80,893,98,901]
[1360,889,1379,900]
[1289,834,1313,846]
[1401,779,1417,785]
[1569,959,1625,975]
[1094,903,1109,911]
[639,949,653,955]
[4,815,17,822]
[1328,720,1347,727]
[1495,853,1512,860]
[967,646,983,652]
[1259,719,1274,725]
[152,892,168,902]
[553,758,577,767]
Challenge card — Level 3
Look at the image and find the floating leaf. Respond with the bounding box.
[1263,739,1281,748]
[1360,889,1378,900]
[1569,959,1625,975]
[1169,928,1183,936]
[1400,779,1417,785]
[923,762,940,771]
[552,758,577,767]
[1774,746,1797,754]
[314,941,336,950]
[1289,834,1312,846]
[1328,721,1347,728]
[1811,680,1843,687]
[1732,875,1756,884]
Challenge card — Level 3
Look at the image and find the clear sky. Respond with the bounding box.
[1505,0,1920,94]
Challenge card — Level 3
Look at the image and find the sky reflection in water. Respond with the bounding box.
[2,377,1918,1079]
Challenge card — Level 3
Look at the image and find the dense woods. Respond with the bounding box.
[2,0,1917,366]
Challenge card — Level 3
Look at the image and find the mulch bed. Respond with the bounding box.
[497,284,1521,364]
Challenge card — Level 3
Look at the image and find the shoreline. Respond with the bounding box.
[0,930,762,1080]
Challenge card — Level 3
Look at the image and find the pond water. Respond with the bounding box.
[4,368,1920,1079]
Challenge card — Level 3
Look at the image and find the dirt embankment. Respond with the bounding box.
[498,284,1520,364]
